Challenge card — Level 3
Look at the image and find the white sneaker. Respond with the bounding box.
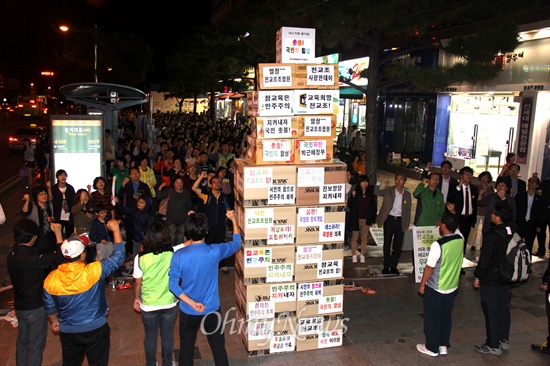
[417,344,438,357]
[439,345,448,355]
[360,255,365,263]
[352,255,358,263]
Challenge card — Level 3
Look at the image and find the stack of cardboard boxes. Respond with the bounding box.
[234,28,347,356]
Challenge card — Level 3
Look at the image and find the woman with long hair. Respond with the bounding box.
[21,185,55,253]
[71,188,94,235]
[88,176,115,221]
[347,175,377,263]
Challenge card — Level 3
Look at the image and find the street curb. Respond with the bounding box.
[0,175,21,195]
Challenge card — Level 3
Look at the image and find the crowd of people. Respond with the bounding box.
[7,110,550,364]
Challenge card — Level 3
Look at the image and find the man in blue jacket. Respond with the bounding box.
[43,220,125,366]
[169,210,241,366]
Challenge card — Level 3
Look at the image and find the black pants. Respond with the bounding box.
[480,284,510,349]
[178,309,228,366]
[518,220,538,254]
[536,209,550,256]
[59,323,110,366]
[383,216,403,269]
[458,215,474,254]
[59,220,74,239]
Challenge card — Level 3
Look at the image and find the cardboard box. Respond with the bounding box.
[294,64,339,89]
[295,204,346,244]
[294,89,339,115]
[296,314,345,352]
[251,115,336,140]
[234,281,297,316]
[251,116,299,139]
[247,90,295,116]
[298,115,336,139]
[296,279,344,317]
[294,138,334,164]
[234,159,297,206]
[246,137,296,165]
[235,204,296,246]
[236,304,297,354]
[234,244,295,283]
[295,162,347,206]
[294,243,344,282]
[257,63,295,90]
[276,27,315,64]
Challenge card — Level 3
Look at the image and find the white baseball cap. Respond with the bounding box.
[61,234,90,259]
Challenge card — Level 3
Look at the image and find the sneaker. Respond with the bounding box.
[352,255,358,263]
[475,344,502,355]
[531,341,550,354]
[439,346,448,355]
[382,267,391,274]
[499,339,509,350]
[359,255,365,263]
[417,344,438,357]
[219,266,229,274]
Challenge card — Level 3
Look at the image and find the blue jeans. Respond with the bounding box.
[141,306,178,366]
[15,306,47,366]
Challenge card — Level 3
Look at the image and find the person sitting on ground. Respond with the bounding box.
[71,188,94,236]
[88,204,114,261]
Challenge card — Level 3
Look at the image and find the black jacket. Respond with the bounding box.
[51,183,76,223]
[346,186,377,231]
[7,244,57,310]
[514,191,545,235]
[474,224,510,286]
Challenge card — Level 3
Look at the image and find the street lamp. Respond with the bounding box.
[59,23,101,83]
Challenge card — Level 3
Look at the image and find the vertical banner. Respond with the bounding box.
[412,226,441,283]
[516,97,533,164]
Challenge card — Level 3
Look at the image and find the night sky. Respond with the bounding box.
[1,0,211,88]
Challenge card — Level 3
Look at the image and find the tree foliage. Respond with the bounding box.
[54,31,153,88]
[163,25,253,120]
[159,0,538,182]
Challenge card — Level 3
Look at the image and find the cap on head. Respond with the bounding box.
[61,234,90,258]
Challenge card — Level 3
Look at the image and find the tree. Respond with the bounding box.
[163,26,254,120]
[313,0,533,184]
[54,31,153,89]
[219,0,536,183]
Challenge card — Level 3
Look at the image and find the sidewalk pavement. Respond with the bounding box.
[1,172,550,365]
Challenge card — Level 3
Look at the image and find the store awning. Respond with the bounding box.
[340,87,365,99]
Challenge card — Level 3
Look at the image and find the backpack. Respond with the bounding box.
[495,230,531,283]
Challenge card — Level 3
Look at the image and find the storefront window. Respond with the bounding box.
[447,94,519,177]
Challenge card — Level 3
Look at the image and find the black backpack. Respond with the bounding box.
[495,230,531,283]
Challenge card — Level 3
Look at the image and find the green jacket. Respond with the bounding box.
[413,183,445,226]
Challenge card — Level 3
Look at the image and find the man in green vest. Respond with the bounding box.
[416,212,463,357]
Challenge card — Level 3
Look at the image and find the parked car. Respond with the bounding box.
[9,124,46,153]
[1,101,15,113]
